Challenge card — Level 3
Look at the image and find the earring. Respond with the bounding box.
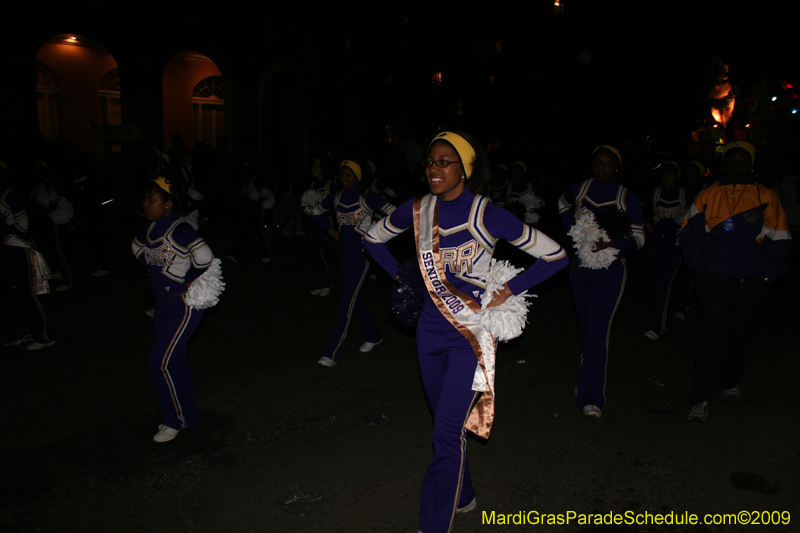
[461,175,466,180]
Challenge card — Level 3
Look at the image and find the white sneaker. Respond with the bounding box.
[687,401,708,421]
[674,312,686,321]
[722,386,741,398]
[310,287,331,296]
[55,284,75,292]
[317,357,336,367]
[26,340,56,351]
[145,308,155,318]
[457,497,477,514]
[644,330,660,341]
[582,405,602,419]
[92,269,110,277]
[261,257,273,263]
[153,425,180,442]
[359,339,383,353]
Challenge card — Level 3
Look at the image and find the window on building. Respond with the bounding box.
[192,76,225,145]
[36,62,60,138]
[99,68,121,125]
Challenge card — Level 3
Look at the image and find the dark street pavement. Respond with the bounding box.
[2,218,799,533]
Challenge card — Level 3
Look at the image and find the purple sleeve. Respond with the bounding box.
[311,193,336,232]
[614,190,645,251]
[362,197,415,279]
[558,183,580,232]
[482,202,569,295]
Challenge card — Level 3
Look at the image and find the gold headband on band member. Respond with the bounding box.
[153,176,172,194]
[592,145,622,165]
[340,160,362,181]
[430,131,476,179]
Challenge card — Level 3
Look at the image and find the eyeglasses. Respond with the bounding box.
[423,159,461,169]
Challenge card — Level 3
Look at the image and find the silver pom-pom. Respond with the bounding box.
[477,259,535,342]
[181,210,200,230]
[301,189,324,215]
[185,258,226,310]
[49,197,74,225]
[567,211,619,270]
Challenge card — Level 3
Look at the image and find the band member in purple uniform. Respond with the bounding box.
[641,161,689,340]
[1,161,55,350]
[310,160,395,367]
[365,131,567,533]
[305,157,337,296]
[133,177,214,442]
[558,145,645,419]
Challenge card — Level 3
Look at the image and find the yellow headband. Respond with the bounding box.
[340,160,362,181]
[723,141,756,165]
[153,176,172,194]
[430,131,476,179]
[367,160,376,174]
[592,145,622,165]
[160,153,170,164]
[690,160,706,176]
[662,161,681,178]
[511,161,527,175]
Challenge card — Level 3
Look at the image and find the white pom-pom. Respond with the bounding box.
[181,210,200,230]
[524,211,540,224]
[518,192,545,211]
[185,258,226,310]
[567,211,619,270]
[301,189,324,215]
[518,192,544,225]
[477,259,534,342]
[49,197,74,225]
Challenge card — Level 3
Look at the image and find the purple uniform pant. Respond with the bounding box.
[416,307,479,533]
[321,244,381,362]
[571,258,627,410]
[1,246,53,343]
[150,296,203,430]
[648,237,682,335]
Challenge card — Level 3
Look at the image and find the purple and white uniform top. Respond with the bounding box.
[132,212,213,298]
